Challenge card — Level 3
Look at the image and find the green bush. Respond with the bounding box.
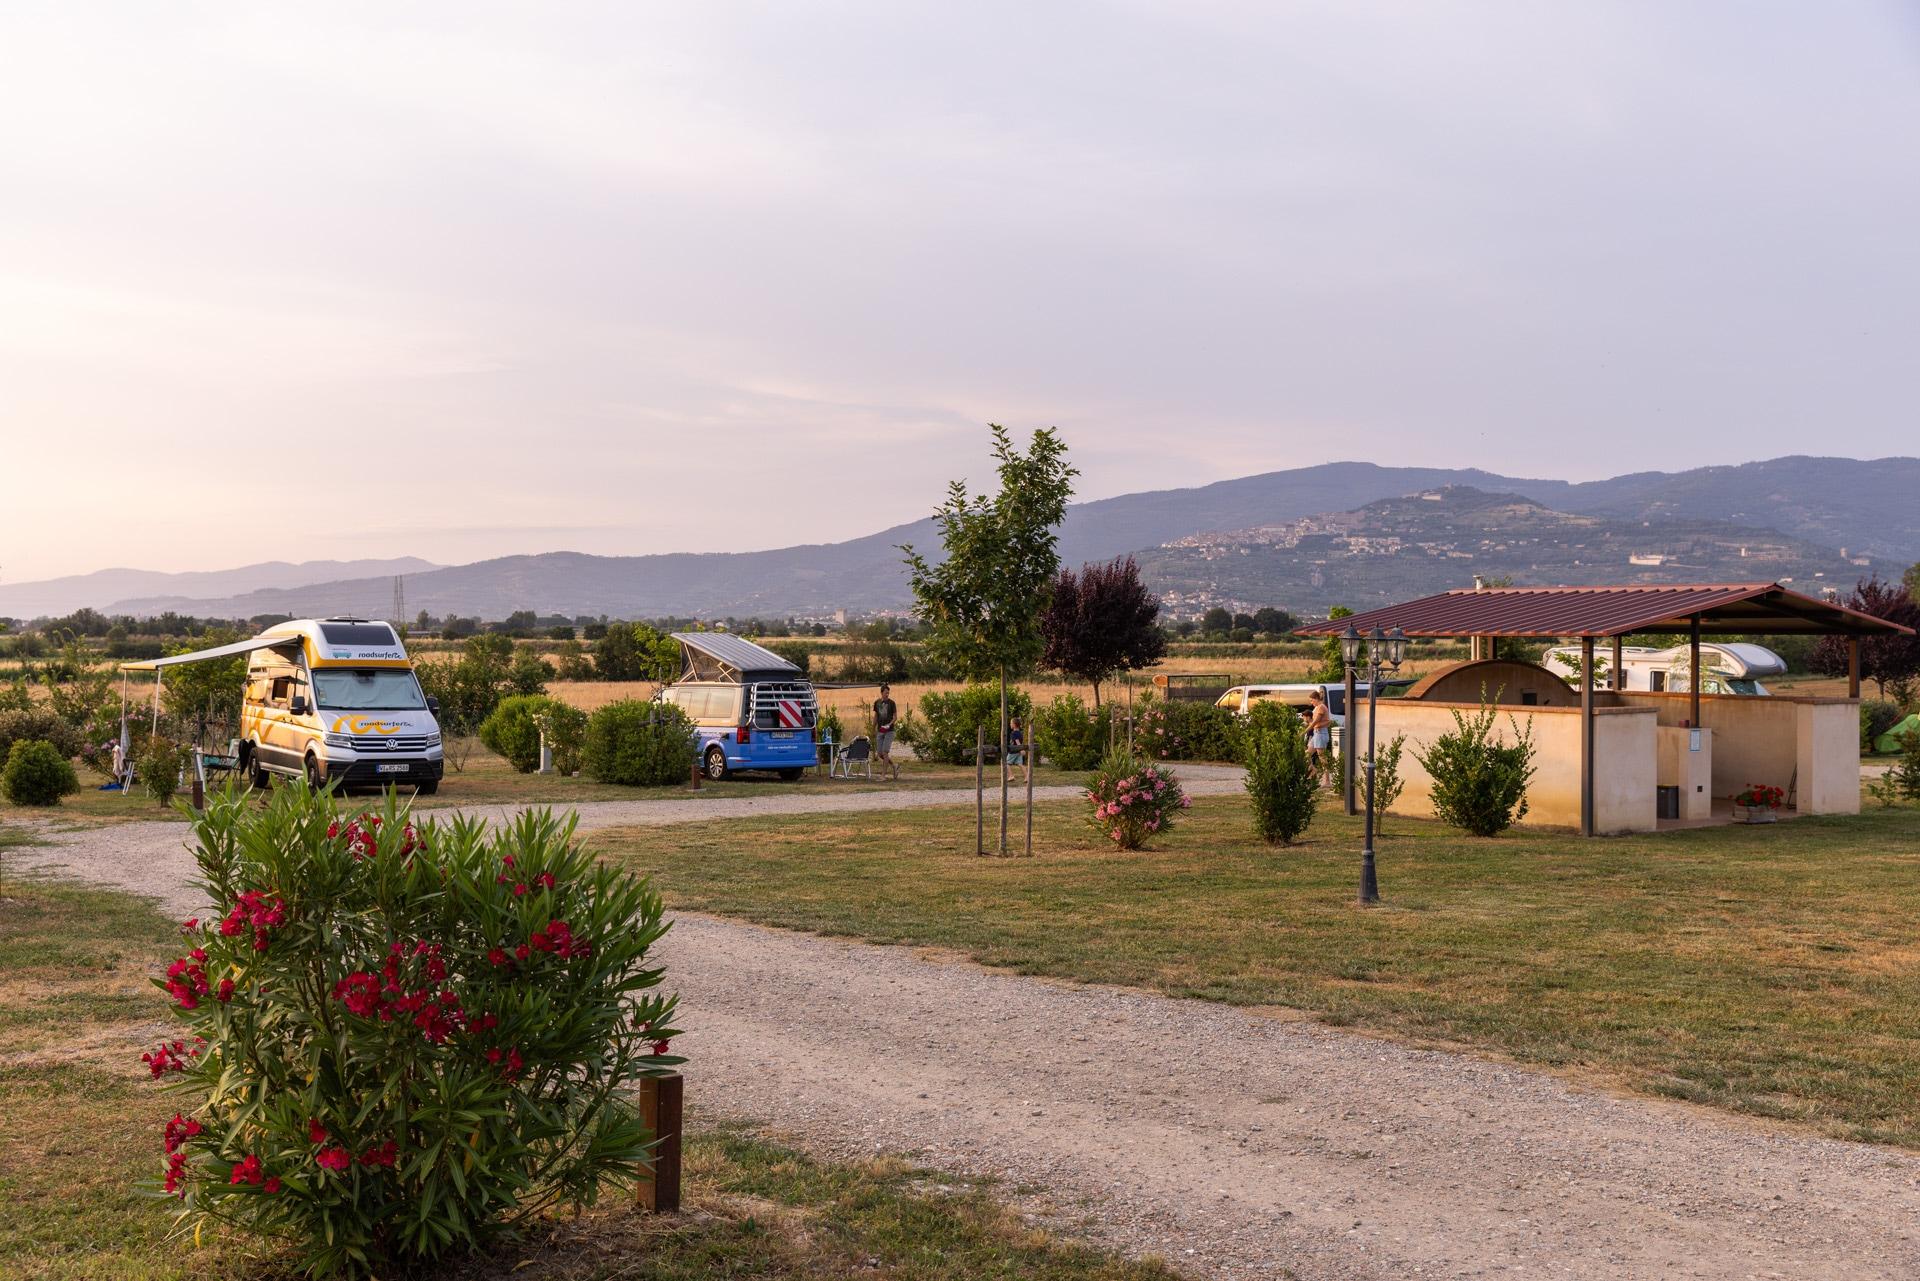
[1414,701,1537,836]
[815,704,846,749]
[0,706,86,763]
[1242,702,1317,845]
[3,738,79,806]
[1032,693,1111,770]
[1369,733,1408,834]
[138,734,190,806]
[914,685,1033,765]
[583,700,697,786]
[1861,699,1902,752]
[478,695,585,774]
[1084,748,1189,850]
[146,785,680,1276]
[1133,694,1242,763]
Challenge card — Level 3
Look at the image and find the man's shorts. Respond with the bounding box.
[875,731,895,754]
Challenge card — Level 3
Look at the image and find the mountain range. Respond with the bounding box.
[3,457,1914,622]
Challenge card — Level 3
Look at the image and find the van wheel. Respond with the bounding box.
[778,768,803,782]
[304,754,327,791]
[243,744,270,789]
[704,747,729,781]
[415,780,439,796]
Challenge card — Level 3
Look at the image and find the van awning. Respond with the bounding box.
[120,634,298,673]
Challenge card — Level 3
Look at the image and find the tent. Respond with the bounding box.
[1874,713,1920,756]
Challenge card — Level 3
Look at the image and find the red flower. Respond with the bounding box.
[164,1150,188,1196]
[333,972,384,1018]
[163,1113,202,1153]
[487,947,509,967]
[535,872,555,890]
[141,1040,192,1078]
[264,1176,283,1194]
[359,1140,398,1169]
[513,883,527,897]
[514,944,530,961]
[652,1039,672,1055]
[181,917,198,932]
[316,1146,352,1172]
[308,1118,328,1145]
[216,978,235,1003]
[229,1154,264,1186]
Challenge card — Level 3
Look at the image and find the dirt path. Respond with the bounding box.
[10,792,1920,1280]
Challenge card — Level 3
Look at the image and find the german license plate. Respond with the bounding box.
[770,731,796,740]
[376,763,410,774]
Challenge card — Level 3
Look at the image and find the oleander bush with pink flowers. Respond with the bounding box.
[1084,747,1189,850]
[146,782,681,1277]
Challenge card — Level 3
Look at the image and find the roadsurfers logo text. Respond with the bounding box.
[329,716,407,735]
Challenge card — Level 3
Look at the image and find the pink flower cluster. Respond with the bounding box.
[163,1112,202,1195]
[141,1037,201,1078]
[327,813,422,859]
[218,890,286,953]
[1084,761,1189,849]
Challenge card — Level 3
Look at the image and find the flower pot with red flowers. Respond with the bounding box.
[1732,782,1784,823]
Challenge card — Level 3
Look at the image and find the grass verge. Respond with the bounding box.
[596,790,1920,1146]
[11,754,1092,826]
[0,877,1172,1281]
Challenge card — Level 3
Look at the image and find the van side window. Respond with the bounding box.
[270,676,293,706]
[1650,672,1667,692]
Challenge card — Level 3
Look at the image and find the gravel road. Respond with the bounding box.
[10,783,1919,1280]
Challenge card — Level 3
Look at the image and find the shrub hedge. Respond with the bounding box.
[479,695,588,774]
[914,685,1033,765]
[1032,693,1111,770]
[583,700,697,786]
[145,785,680,1276]
[2,738,79,806]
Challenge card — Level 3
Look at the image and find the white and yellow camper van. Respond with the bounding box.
[237,618,444,793]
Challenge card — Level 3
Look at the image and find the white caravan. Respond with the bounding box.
[1540,641,1786,695]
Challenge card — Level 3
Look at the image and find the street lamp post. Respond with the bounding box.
[1340,624,1407,905]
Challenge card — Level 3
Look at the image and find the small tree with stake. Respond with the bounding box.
[1041,556,1167,708]
[903,425,1076,855]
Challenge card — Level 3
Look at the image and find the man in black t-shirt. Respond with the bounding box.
[872,684,899,781]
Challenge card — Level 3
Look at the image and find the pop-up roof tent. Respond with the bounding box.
[669,632,802,684]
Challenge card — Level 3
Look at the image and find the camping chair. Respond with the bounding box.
[831,735,872,780]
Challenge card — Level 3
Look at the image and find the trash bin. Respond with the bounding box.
[1656,785,1680,820]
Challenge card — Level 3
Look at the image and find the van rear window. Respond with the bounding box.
[319,623,398,646]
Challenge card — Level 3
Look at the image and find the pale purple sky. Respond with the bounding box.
[3,3,1917,582]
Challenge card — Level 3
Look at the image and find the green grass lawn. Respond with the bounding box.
[0,877,1168,1281]
[9,753,1090,826]
[595,792,1920,1147]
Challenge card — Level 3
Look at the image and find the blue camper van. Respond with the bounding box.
[660,632,820,781]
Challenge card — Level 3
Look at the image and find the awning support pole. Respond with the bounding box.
[1688,616,1702,728]
[1580,635,1595,838]
[1610,635,1624,692]
[1847,637,1861,699]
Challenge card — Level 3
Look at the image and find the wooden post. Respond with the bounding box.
[1343,663,1359,815]
[1610,635,1624,692]
[1024,736,1034,857]
[1847,636,1861,699]
[690,756,702,791]
[1688,615,1702,728]
[1580,635,1595,838]
[998,669,1008,857]
[975,725,986,856]
[635,1073,683,1213]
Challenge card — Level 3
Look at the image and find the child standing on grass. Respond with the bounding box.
[872,684,900,781]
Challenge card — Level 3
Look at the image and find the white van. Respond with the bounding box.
[1540,642,1786,695]
[237,619,445,792]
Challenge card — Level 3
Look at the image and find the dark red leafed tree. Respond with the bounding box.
[1812,575,1920,697]
[1041,556,1168,707]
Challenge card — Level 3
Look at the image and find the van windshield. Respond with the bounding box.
[312,669,427,710]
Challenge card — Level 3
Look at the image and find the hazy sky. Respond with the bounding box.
[3,3,1918,583]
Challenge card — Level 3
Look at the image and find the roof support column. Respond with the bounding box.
[1847,636,1861,699]
[1688,615,1702,727]
[1580,635,1595,838]
[1611,635,1624,693]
